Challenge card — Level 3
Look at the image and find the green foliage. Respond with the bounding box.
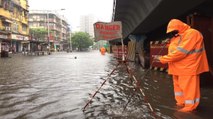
[93,40,109,50]
[29,28,48,41]
[71,32,93,51]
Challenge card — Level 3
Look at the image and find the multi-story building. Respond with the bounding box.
[80,15,96,37]
[0,0,29,53]
[29,10,69,51]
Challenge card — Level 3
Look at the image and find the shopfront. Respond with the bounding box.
[0,33,10,53]
[11,34,29,53]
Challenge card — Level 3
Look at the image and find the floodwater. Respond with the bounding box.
[0,51,212,119]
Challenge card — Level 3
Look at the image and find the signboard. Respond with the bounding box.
[94,21,122,41]
[11,34,29,40]
[0,34,8,39]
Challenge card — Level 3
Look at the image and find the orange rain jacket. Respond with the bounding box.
[160,19,209,75]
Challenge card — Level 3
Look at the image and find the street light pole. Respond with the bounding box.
[60,16,63,52]
[47,13,50,42]
[47,11,51,55]
[45,9,65,53]
[70,31,72,52]
[60,9,65,52]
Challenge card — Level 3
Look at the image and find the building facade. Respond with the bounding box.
[29,10,69,51]
[80,15,95,37]
[0,0,29,53]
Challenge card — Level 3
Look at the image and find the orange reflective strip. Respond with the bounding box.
[185,98,200,104]
[170,35,205,55]
[175,92,183,96]
[177,47,204,54]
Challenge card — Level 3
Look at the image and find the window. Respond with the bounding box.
[3,0,10,10]
[12,22,19,33]
[22,24,27,32]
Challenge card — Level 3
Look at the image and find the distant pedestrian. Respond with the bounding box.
[100,47,106,55]
[12,45,16,53]
[22,46,26,55]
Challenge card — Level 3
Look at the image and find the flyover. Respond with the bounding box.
[112,0,213,40]
[112,0,213,81]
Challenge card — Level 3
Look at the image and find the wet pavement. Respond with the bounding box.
[0,51,213,119]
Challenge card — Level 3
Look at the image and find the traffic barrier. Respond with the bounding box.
[150,40,168,72]
[112,45,127,59]
[150,66,168,72]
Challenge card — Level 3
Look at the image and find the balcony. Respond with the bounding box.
[49,26,56,30]
[48,19,56,23]
[30,18,45,22]
[1,26,12,33]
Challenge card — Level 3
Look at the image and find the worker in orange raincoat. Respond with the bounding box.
[157,19,209,112]
[100,47,106,55]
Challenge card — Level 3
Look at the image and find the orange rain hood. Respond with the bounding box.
[167,19,190,33]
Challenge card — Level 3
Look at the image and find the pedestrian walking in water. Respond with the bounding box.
[100,47,106,55]
[156,19,209,112]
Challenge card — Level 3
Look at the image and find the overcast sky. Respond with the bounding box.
[29,0,114,31]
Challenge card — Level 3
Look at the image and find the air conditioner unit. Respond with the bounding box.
[5,27,11,31]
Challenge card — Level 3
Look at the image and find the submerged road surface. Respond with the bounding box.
[0,51,212,119]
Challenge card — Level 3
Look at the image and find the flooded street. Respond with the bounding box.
[0,51,212,119]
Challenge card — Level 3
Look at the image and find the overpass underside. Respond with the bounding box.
[112,0,213,82]
[113,0,213,40]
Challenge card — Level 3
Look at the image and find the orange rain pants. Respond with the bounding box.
[173,75,200,112]
[159,19,209,112]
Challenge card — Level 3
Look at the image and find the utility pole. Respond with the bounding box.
[70,31,72,52]
[46,9,65,53]
[60,9,65,52]
[46,11,51,55]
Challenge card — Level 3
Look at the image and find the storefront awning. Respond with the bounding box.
[4,19,13,23]
[21,41,30,43]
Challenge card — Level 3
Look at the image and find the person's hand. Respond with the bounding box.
[153,55,161,62]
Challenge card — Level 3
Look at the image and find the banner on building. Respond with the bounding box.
[94,21,122,41]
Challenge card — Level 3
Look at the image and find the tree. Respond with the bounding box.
[71,32,93,51]
[29,28,48,41]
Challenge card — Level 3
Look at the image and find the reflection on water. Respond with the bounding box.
[0,51,212,119]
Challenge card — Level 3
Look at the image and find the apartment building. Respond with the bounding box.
[29,10,69,51]
[80,15,96,37]
[0,0,29,53]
